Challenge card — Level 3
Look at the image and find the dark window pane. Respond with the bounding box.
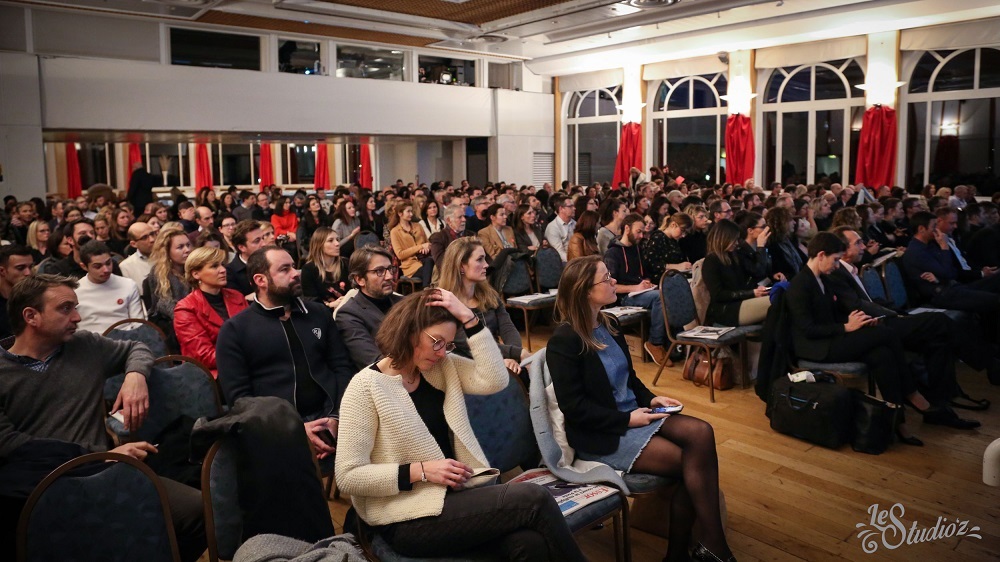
[566,92,581,118]
[221,144,251,185]
[908,52,937,93]
[170,28,260,71]
[149,144,184,187]
[338,45,404,81]
[906,102,927,188]
[652,118,665,169]
[765,70,784,103]
[933,50,975,92]
[815,65,848,100]
[981,48,1000,89]
[287,145,315,184]
[930,98,1000,195]
[814,109,844,184]
[418,55,474,86]
[781,68,811,102]
[842,60,865,97]
[763,112,777,185]
[576,122,618,185]
[78,143,108,187]
[654,82,669,111]
[719,115,727,183]
[578,91,597,117]
[278,39,321,75]
[668,80,690,110]
[692,79,716,109]
[715,74,728,106]
[782,112,809,184]
[597,89,619,116]
[667,116,718,185]
[849,106,864,184]
[567,124,577,183]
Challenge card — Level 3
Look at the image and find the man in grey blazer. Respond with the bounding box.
[335,245,403,370]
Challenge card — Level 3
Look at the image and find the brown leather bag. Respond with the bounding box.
[681,348,734,391]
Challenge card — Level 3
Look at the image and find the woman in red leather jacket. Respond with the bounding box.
[174,246,248,378]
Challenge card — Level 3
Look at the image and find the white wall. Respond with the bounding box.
[416,141,454,185]
[493,89,555,185]
[0,53,47,200]
[40,57,496,137]
[378,143,419,187]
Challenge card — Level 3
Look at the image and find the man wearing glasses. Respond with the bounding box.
[544,193,577,263]
[217,247,354,459]
[336,245,404,370]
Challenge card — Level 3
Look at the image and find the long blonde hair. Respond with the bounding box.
[306,226,342,283]
[437,237,500,310]
[554,255,615,353]
[26,220,47,252]
[150,225,187,302]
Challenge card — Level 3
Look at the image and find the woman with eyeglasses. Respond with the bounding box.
[640,212,693,282]
[26,220,52,265]
[336,289,585,562]
[546,256,733,562]
[437,237,527,375]
[735,212,781,284]
[702,219,771,327]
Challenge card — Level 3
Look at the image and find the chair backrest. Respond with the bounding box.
[502,259,533,297]
[659,270,698,338]
[355,231,380,251]
[202,439,243,562]
[860,265,888,302]
[465,375,539,473]
[104,355,223,442]
[881,260,909,309]
[533,247,564,291]
[18,452,180,562]
[102,319,169,359]
[688,258,710,325]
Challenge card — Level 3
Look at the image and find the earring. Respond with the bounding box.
[460,270,465,276]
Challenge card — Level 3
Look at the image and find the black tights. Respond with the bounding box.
[631,414,728,562]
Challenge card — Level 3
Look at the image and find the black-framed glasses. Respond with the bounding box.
[424,331,456,353]
[593,271,613,285]
[366,265,399,278]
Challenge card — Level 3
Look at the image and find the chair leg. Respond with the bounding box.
[325,474,334,500]
[652,356,667,386]
[620,495,632,562]
[522,309,532,352]
[739,341,749,389]
[612,511,623,562]
[707,349,716,403]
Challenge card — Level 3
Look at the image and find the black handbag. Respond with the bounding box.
[767,373,853,449]
[851,390,901,455]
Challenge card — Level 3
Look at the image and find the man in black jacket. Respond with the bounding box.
[216,247,354,459]
[225,220,266,297]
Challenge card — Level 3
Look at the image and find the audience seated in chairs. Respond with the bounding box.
[596,198,627,256]
[119,222,157,296]
[145,225,193,351]
[544,193,577,263]
[765,206,805,281]
[786,233,944,445]
[429,202,469,269]
[419,198,446,239]
[678,204,710,263]
[604,213,669,366]
[478,203,517,260]
[641,212,693,282]
[216,246,353,460]
[546,257,733,562]
[567,210,600,262]
[270,196,299,246]
[173,247,248,379]
[54,219,123,280]
[335,289,586,561]
[389,200,434,288]
[301,226,349,308]
[0,274,205,562]
[702,220,771,327]
[437,236,528,375]
[74,240,145,334]
[0,245,35,339]
[332,199,362,258]
[335,245,403,370]
[512,204,547,253]
[226,220,267,298]
[35,226,73,276]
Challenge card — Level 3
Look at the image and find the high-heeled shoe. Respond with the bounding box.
[895,428,924,447]
[691,543,737,562]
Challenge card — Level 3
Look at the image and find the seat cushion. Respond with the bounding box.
[564,494,624,533]
[622,473,673,495]
[797,360,867,376]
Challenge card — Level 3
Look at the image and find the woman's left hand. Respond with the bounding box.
[650,396,682,409]
[504,358,522,374]
[427,288,475,323]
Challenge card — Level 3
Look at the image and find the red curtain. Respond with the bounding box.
[611,122,642,188]
[725,114,755,186]
[854,106,898,189]
[194,143,213,189]
[315,144,329,189]
[65,143,82,198]
[258,143,274,191]
[359,137,373,189]
[126,143,143,190]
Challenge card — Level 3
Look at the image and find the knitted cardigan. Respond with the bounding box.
[334,327,509,526]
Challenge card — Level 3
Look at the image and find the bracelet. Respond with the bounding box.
[420,462,427,483]
[463,314,478,328]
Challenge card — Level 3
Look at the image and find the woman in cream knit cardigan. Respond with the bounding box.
[336,289,585,561]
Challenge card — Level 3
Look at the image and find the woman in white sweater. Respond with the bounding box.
[336,289,585,561]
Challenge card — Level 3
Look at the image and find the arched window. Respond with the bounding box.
[759,59,865,186]
[902,47,1000,194]
[649,73,728,185]
[564,86,622,185]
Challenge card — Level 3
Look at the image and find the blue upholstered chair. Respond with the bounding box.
[202,439,243,562]
[102,318,169,359]
[860,265,888,303]
[17,452,181,562]
[103,355,223,444]
[355,231,380,251]
[533,247,564,292]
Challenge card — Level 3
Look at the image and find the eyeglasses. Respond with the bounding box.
[424,331,456,353]
[593,271,613,285]
[366,265,399,278]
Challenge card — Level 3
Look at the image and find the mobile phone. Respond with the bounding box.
[870,315,886,322]
[650,405,683,415]
[317,429,337,448]
[757,278,773,288]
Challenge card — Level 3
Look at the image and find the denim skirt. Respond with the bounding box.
[576,418,665,472]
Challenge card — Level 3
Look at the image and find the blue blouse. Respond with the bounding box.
[593,324,637,412]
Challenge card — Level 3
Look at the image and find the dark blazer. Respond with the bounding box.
[967,224,1000,269]
[702,253,755,327]
[823,265,897,319]
[901,238,961,300]
[546,318,656,456]
[785,268,846,360]
[514,225,545,253]
[735,240,771,282]
[226,254,252,296]
[334,292,403,370]
[301,260,348,304]
[766,239,805,282]
[429,228,463,266]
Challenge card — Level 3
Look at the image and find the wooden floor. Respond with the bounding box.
[322,324,1000,561]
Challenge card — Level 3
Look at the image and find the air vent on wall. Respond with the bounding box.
[627,0,682,7]
[467,34,508,44]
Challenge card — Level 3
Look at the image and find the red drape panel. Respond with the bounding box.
[126,143,143,191]
[724,114,755,186]
[854,106,898,189]
[315,144,329,189]
[258,143,274,191]
[611,122,642,188]
[65,143,82,198]
[359,138,373,189]
[194,143,213,189]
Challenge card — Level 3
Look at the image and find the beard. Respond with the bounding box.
[266,277,303,305]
